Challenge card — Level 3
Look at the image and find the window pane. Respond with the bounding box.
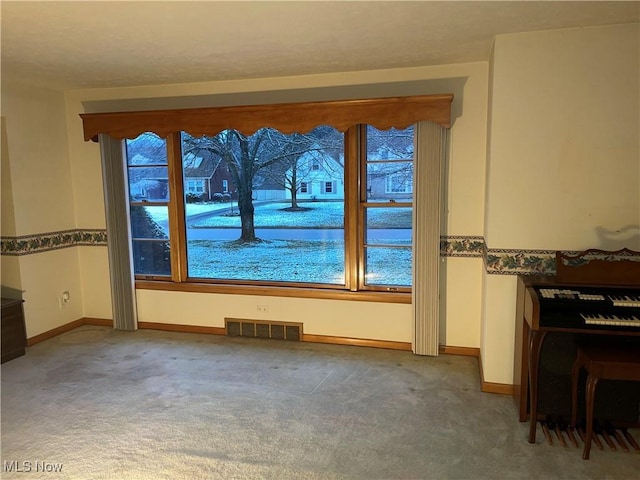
[125,133,167,165]
[130,206,169,239]
[366,125,414,161]
[127,167,169,202]
[363,125,414,288]
[132,240,171,276]
[181,127,345,284]
[125,133,169,202]
[366,162,413,202]
[130,206,171,276]
[365,207,412,246]
[365,246,412,287]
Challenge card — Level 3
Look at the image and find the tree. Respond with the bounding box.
[183,129,283,242]
[257,126,344,209]
[183,127,342,242]
[129,206,170,275]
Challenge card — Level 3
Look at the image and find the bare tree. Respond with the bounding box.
[256,130,340,209]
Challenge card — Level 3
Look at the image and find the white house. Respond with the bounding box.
[284,151,345,201]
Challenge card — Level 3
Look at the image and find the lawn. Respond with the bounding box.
[148,201,412,285]
[187,238,411,286]
[189,201,411,229]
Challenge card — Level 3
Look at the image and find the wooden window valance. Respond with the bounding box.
[80,94,453,141]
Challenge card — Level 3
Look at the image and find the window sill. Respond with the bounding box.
[135,280,411,304]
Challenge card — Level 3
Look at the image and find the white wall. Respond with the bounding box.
[482,24,640,383]
[1,81,84,336]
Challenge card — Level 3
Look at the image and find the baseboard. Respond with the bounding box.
[26,318,514,395]
[137,321,226,336]
[439,345,479,357]
[302,333,412,351]
[478,351,514,395]
[27,318,87,346]
[84,317,113,327]
[27,317,113,346]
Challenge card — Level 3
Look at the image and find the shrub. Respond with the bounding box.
[129,206,170,275]
[185,193,201,203]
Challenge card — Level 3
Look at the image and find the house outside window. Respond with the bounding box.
[385,174,413,194]
[222,179,229,193]
[300,182,308,193]
[186,180,204,194]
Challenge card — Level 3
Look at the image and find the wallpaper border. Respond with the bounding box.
[0,230,563,276]
[0,229,107,256]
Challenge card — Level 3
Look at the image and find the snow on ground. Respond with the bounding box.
[145,201,412,285]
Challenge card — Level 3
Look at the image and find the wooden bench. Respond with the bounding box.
[571,343,640,459]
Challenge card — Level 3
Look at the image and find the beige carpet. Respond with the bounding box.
[1,325,639,479]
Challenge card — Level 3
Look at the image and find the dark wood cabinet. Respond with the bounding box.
[1,298,26,363]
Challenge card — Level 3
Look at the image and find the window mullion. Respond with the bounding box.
[166,132,187,282]
[344,126,360,291]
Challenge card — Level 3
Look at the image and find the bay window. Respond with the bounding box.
[82,94,452,302]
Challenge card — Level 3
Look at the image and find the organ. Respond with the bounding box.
[513,248,640,444]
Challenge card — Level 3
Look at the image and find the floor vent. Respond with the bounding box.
[225,318,303,341]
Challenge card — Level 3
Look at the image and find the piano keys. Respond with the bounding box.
[528,285,640,332]
[580,313,640,328]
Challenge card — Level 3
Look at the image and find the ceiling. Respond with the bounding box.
[2,1,639,91]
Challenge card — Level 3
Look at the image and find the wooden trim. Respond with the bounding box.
[83,317,114,327]
[166,132,187,282]
[26,318,94,346]
[478,351,515,395]
[482,381,515,396]
[344,126,360,291]
[439,345,479,357]
[81,94,453,141]
[138,321,226,336]
[302,333,412,351]
[135,279,412,304]
[356,125,366,291]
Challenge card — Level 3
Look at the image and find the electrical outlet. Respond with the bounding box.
[59,291,71,309]
[257,305,269,313]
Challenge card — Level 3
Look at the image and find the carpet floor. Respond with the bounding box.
[1,325,638,479]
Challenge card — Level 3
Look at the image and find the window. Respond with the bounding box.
[124,133,171,276]
[186,180,204,194]
[123,125,413,291]
[181,126,346,285]
[363,125,414,287]
[81,94,453,300]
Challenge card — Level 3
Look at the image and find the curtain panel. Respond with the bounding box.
[412,121,447,356]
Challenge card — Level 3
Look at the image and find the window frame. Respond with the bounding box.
[83,94,453,303]
[358,125,413,293]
